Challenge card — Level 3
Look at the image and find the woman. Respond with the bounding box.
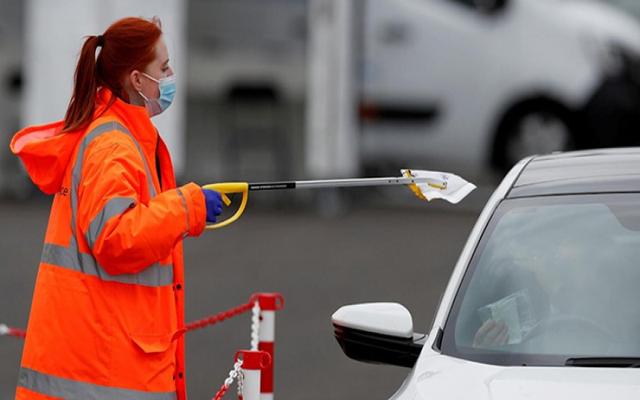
[10,17,222,400]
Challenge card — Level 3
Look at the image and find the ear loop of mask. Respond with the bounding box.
[137,72,176,116]
[138,72,159,101]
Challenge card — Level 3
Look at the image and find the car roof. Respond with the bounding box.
[507,148,640,198]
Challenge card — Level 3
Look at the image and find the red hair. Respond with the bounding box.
[63,17,162,132]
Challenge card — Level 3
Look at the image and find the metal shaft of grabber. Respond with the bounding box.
[236,350,271,400]
[252,293,284,400]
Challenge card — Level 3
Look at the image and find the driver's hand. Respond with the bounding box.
[473,320,509,348]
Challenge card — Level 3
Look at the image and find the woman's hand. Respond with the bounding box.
[203,189,223,223]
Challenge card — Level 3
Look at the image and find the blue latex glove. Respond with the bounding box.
[203,189,223,223]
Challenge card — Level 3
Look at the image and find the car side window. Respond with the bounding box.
[448,0,505,12]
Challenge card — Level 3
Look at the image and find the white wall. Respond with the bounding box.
[23,0,187,175]
[305,0,359,179]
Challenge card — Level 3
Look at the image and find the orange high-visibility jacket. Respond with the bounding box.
[10,88,206,400]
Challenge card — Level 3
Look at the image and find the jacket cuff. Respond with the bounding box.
[178,182,206,237]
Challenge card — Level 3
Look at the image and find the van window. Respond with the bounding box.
[599,0,640,22]
[449,0,476,7]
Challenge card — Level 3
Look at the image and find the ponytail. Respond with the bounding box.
[63,35,102,132]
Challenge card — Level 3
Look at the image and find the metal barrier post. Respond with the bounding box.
[236,350,271,400]
[253,293,284,400]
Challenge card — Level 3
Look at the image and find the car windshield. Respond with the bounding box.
[441,193,640,366]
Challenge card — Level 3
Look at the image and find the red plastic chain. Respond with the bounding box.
[212,382,228,400]
[212,383,244,400]
[10,328,26,338]
[185,301,254,332]
[3,300,255,340]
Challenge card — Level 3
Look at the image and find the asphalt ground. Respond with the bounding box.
[0,189,486,399]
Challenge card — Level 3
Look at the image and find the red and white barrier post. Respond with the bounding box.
[236,350,271,400]
[252,293,284,400]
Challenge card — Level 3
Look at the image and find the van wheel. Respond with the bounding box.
[492,103,576,173]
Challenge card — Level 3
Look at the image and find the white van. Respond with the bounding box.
[357,0,640,174]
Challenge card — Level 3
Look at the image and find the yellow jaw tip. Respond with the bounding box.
[403,169,428,201]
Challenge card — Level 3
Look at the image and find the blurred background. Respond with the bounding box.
[1,0,640,398]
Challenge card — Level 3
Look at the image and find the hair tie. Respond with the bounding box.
[96,35,104,47]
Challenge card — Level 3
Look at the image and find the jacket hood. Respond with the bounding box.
[10,121,83,194]
[9,88,155,195]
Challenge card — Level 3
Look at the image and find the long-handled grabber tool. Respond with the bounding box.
[202,169,476,229]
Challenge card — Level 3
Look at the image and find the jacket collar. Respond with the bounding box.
[96,88,158,156]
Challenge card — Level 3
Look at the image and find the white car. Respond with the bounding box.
[333,148,640,399]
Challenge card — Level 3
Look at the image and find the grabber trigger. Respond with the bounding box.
[201,182,250,230]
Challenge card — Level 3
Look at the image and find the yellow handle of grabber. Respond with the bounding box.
[202,182,249,230]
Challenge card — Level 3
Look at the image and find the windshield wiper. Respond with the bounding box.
[565,357,640,368]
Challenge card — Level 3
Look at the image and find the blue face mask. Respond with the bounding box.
[138,72,176,117]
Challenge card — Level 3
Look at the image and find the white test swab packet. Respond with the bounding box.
[401,169,476,204]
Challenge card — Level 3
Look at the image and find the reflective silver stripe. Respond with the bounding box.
[19,367,177,400]
[70,121,154,242]
[71,122,156,235]
[41,243,174,287]
[44,120,172,287]
[86,197,136,248]
[71,122,156,208]
[176,188,189,237]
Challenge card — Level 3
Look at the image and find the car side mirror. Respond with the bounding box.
[332,303,426,368]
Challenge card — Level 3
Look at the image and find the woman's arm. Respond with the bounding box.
[76,138,205,275]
